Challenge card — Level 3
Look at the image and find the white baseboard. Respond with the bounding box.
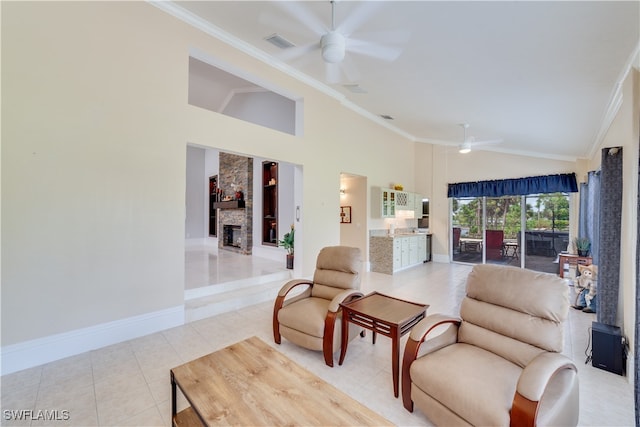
[251,245,285,262]
[185,237,218,248]
[432,254,450,263]
[1,305,184,375]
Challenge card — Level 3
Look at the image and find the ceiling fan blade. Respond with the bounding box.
[272,1,328,37]
[325,62,342,84]
[349,29,411,46]
[277,41,320,62]
[336,1,384,36]
[347,39,404,62]
[340,56,361,83]
[470,138,504,146]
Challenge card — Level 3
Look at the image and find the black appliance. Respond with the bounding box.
[417,199,429,228]
[591,321,626,375]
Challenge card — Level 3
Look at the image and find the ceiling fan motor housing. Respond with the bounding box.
[321,31,346,63]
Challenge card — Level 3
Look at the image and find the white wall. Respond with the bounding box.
[185,146,206,239]
[223,91,296,136]
[340,175,368,262]
[2,2,415,354]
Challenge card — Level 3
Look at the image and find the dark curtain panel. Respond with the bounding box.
[448,173,578,198]
[578,171,601,265]
[579,182,588,237]
[597,147,623,327]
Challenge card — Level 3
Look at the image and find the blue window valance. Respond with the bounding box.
[448,173,578,198]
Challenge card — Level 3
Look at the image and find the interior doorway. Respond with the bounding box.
[185,145,303,293]
[339,173,368,265]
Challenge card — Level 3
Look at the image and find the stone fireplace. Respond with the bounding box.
[223,224,242,249]
[217,152,253,255]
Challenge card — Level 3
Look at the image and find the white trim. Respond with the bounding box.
[432,254,450,263]
[218,86,269,114]
[589,41,640,159]
[1,305,184,375]
[149,1,415,142]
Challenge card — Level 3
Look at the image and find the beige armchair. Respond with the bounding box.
[402,264,579,426]
[273,246,363,367]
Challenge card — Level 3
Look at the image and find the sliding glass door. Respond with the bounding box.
[524,193,570,273]
[451,192,570,273]
[485,196,521,266]
[452,197,483,264]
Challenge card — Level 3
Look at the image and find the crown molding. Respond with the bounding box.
[588,41,640,160]
[148,1,416,142]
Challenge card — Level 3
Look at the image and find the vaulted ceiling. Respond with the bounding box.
[157,1,639,161]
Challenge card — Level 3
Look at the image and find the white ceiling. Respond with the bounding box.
[162,1,639,161]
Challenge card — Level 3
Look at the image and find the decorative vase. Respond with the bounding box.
[286,254,294,269]
[578,250,589,257]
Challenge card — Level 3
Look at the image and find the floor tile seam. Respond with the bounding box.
[89,352,103,427]
[93,341,153,426]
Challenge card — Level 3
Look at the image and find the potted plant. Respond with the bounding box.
[279,224,295,269]
[574,237,591,257]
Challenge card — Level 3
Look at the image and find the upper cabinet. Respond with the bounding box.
[375,187,424,218]
[382,188,396,218]
[394,191,410,210]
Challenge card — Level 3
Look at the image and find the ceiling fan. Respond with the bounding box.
[456,123,502,154]
[262,1,409,83]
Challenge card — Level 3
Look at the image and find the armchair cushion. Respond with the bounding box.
[411,343,521,426]
[403,264,578,427]
[278,297,331,339]
[273,246,363,367]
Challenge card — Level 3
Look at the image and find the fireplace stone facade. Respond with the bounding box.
[217,152,253,254]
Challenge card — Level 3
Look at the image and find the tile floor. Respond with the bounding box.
[1,254,634,426]
[184,244,287,290]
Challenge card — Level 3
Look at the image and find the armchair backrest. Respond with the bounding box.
[311,246,362,300]
[458,264,569,368]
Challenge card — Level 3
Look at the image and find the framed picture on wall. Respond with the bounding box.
[340,206,352,223]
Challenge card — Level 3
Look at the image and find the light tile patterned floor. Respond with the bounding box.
[1,255,634,426]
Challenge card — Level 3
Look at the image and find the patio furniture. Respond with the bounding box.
[452,227,461,254]
[485,230,504,260]
[460,238,482,253]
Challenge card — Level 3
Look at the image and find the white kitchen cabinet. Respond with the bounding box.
[414,194,424,219]
[417,234,427,262]
[409,237,419,265]
[370,234,431,275]
[394,191,410,210]
[393,238,402,271]
[400,237,410,267]
[376,187,396,218]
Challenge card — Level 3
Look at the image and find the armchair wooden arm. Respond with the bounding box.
[273,279,313,344]
[402,314,461,412]
[510,353,578,427]
[321,290,364,367]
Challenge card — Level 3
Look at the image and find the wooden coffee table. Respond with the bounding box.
[339,292,428,398]
[170,336,392,426]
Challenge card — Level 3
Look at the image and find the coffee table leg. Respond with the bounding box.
[170,371,177,419]
[392,331,400,398]
[338,308,349,365]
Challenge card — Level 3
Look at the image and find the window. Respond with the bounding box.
[451,192,570,273]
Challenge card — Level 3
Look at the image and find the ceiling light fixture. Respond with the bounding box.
[321,31,346,63]
[459,142,471,154]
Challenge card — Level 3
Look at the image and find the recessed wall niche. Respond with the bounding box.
[188,56,299,136]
